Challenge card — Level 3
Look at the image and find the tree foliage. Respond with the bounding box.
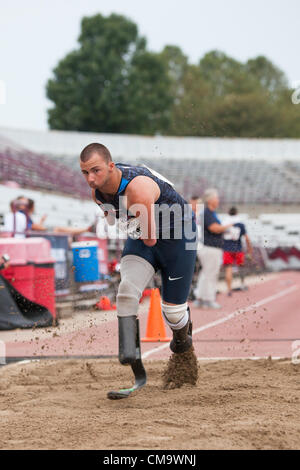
[46,13,300,137]
[47,13,171,134]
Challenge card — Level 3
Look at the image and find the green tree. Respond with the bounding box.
[210,93,282,137]
[246,56,288,96]
[167,65,213,136]
[47,15,299,139]
[198,50,257,96]
[273,88,300,137]
[123,51,173,134]
[185,50,295,137]
[46,13,172,134]
[159,45,189,98]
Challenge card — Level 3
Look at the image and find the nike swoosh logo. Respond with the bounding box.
[168,276,183,281]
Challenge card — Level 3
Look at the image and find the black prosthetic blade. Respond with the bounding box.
[107,319,146,400]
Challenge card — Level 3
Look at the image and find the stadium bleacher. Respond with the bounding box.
[1,129,299,250]
[0,135,90,199]
[218,213,300,249]
[137,158,300,205]
[1,128,300,205]
[42,154,300,205]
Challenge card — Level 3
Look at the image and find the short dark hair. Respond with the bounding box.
[229,206,238,216]
[27,198,34,211]
[80,143,112,163]
[190,195,200,200]
[11,197,28,212]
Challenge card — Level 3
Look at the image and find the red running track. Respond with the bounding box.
[3,271,300,361]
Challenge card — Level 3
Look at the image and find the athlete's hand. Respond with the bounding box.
[143,238,157,247]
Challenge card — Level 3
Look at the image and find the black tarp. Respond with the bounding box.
[0,274,55,330]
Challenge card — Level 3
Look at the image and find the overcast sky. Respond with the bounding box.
[0,0,299,131]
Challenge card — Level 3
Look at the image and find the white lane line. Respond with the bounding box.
[1,359,41,369]
[142,284,299,359]
[196,356,285,361]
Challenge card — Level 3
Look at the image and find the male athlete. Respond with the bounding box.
[80,143,197,398]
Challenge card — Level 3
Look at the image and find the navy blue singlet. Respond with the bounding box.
[95,163,193,235]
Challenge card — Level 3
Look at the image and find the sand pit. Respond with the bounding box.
[0,357,299,450]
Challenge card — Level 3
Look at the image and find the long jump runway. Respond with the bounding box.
[2,270,299,363]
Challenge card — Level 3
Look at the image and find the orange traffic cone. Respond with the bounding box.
[142,288,171,342]
[94,296,117,311]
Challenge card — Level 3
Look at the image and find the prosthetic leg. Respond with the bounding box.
[107,255,154,400]
[107,316,146,400]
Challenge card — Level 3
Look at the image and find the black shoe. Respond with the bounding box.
[170,307,193,354]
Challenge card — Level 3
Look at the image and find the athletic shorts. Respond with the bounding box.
[223,251,245,266]
[122,221,197,304]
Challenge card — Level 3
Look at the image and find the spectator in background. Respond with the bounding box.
[2,196,95,238]
[189,195,202,221]
[27,198,47,231]
[3,197,28,238]
[25,197,94,236]
[222,206,253,296]
[27,199,95,235]
[194,189,232,309]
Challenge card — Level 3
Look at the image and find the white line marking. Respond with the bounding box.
[142,284,299,359]
[2,359,40,369]
[196,356,284,361]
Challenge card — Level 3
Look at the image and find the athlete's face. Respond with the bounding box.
[80,153,114,189]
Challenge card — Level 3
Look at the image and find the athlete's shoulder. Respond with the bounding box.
[125,175,160,200]
[116,162,135,170]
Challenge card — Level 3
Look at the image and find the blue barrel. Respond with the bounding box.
[71,241,99,282]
